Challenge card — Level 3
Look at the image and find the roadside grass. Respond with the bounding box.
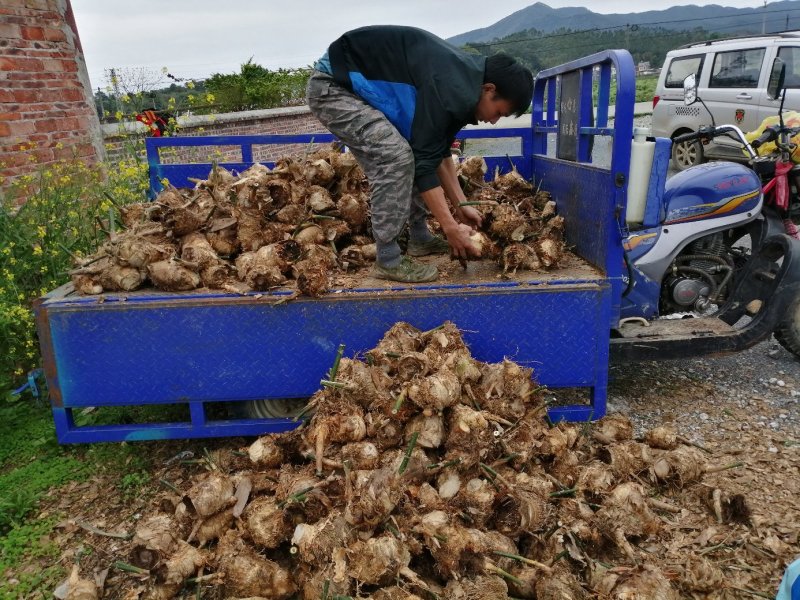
[0,394,171,596]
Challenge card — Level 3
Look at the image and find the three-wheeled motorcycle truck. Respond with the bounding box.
[34,50,800,444]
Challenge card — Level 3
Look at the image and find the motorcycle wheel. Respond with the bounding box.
[671,136,704,171]
[774,293,800,359]
[235,398,311,419]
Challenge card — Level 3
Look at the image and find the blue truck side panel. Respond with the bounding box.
[36,50,637,443]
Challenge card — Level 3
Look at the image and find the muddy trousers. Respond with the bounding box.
[306,70,434,267]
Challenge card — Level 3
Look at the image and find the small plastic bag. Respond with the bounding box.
[776,556,800,599]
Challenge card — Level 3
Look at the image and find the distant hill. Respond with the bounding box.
[448,0,800,46]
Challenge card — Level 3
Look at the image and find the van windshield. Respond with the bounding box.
[665,55,703,88]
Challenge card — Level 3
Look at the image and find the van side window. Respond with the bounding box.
[777,47,800,88]
[709,48,765,88]
[664,55,703,88]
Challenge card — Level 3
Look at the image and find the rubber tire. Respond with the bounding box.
[671,135,705,171]
[235,398,310,419]
[775,293,800,359]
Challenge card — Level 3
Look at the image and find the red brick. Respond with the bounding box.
[0,122,10,136]
[0,23,21,39]
[0,111,21,121]
[0,56,44,72]
[58,116,78,130]
[60,88,82,102]
[10,88,40,103]
[8,120,34,135]
[21,26,45,40]
[34,118,57,132]
[42,27,65,42]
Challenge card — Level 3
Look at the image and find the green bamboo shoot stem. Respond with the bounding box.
[320,380,353,390]
[391,389,407,415]
[292,403,314,422]
[328,344,346,381]
[485,564,523,586]
[459,200,499,206]
[114,561,149,574]
[549,487,577,498]
[278,486,315,509]
[159,479,180,493]
[398,432,419,475]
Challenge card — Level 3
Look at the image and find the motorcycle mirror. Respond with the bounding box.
[767,58,786,100]
[683,74,698,106]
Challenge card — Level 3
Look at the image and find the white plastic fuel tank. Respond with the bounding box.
[626,127,655,226]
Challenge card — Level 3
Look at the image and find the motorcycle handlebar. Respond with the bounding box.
[674,125,738,144]
[751,126,779,150]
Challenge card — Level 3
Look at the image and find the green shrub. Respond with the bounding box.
[0,145,148,392]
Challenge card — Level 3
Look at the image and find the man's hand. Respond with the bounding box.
[444,223,479,259]
[455,205,483,229]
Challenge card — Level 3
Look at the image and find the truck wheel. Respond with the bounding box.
[235,398,311,419]
[672,136,704,171]
[774,294,800,359]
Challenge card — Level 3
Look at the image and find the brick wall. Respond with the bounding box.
[0,0,104,194]
[104,106,330,167]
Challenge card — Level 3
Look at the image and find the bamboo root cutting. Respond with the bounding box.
[91,320,762,600]
[70,151,566,299]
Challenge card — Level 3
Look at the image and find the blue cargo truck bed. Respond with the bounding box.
[35,50,636,443]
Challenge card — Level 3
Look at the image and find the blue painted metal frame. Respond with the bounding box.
[36,54,641,443]
[145,128,534,197]
[532,49,635,324]
[38,273,610,443]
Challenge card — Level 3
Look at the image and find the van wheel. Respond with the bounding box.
[235,398,311,419]
[775,293,800,360]
[672,135,704,171]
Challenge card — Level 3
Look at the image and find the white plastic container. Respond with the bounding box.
[626,127,656,226]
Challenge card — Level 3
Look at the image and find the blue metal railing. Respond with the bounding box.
[531,49,637,324]
[145,128,533,198]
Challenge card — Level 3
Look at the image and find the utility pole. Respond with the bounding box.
[762,0,768,35]
[108,67,122,117]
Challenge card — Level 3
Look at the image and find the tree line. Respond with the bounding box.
[95,26,723,122]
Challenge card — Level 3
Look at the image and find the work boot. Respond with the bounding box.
[372,256,438,283]
[407,235,451,257]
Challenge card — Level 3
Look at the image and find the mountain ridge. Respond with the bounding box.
[447,1,800,46]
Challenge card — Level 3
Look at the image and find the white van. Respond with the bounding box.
[652,32,800,170]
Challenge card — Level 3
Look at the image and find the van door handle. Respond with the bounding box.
[736,93,753,100]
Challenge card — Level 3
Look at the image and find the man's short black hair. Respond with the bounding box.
[484,54,534,117]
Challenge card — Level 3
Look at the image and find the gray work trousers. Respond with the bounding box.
[306,70,429,249]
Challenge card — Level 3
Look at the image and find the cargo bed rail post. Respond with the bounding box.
[531,50,636,422]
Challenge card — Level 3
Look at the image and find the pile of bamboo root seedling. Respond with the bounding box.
[70,149,566,298]
[64,322,752,599]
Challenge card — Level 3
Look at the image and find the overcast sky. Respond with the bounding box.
[72,0,768,90]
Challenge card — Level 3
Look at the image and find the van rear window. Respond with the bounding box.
[710,48,765,88]
[777,47,800,88]
[665,55,704,88]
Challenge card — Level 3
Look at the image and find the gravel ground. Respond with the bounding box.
[608,336,800,444]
